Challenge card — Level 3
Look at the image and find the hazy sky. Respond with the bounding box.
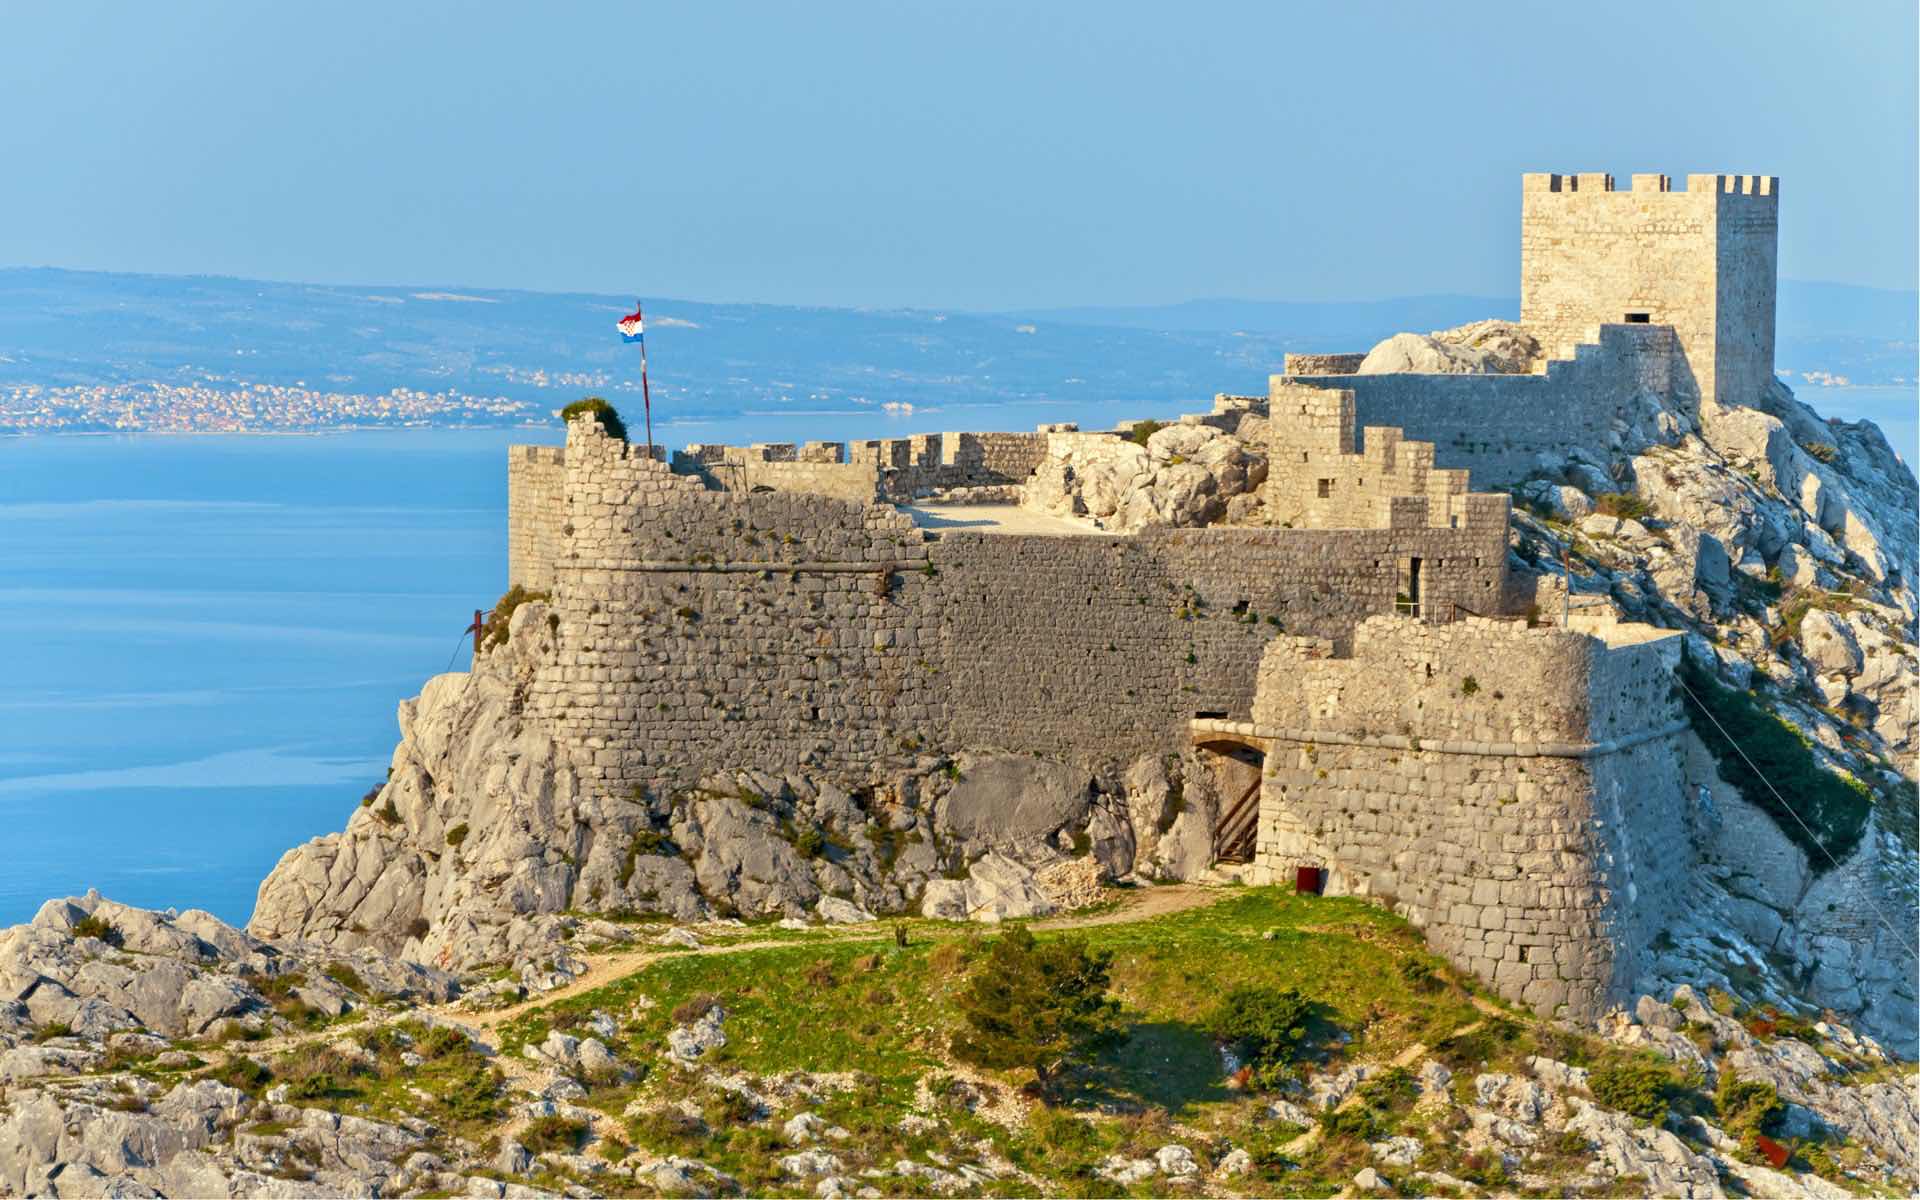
[2,3,1914,309]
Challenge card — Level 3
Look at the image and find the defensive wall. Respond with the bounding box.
[1277,322,1691,488]
[510,414,1508,797]
[1196,613,1689,1019]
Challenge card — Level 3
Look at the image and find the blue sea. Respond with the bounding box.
[1,387,1912,928]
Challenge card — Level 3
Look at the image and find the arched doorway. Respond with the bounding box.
[1193,732,1266,864]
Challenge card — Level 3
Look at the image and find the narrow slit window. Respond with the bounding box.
[1625,311,1652,324]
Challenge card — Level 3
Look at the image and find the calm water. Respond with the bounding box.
[1,387,1912,927]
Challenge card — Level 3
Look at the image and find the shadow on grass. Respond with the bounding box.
[1066,1018,1232,1113]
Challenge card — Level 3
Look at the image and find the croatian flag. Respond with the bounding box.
[617,302,644,344]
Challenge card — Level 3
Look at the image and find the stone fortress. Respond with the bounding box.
[505,173,1786,1021]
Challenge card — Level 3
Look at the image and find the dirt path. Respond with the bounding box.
[102,884,1236,1077]
[453,882,1226,1030]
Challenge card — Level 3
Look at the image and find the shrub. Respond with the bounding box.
[210,1056,272,1093]
[445,822,469,847]
[1320,1104,1381,1142]
[376,799,401,826]
[406,917,430,941]
[520,1114,589,1154]
[276,1045,369,1100]
[70,914,119,945]
[1677,657,1871,866]
[33,1021,75,1042]
[1595,492,1651,520]
[322,962,366,993]
[1715,1072,1785,1145]
[413,1024,472,1060]
[1205,985,1313,1084]
[1127,419,1167,446]
[1805,441,1838,464]
[1590,1058,1680,1122]
[672,993,721,1026]
[951,926,1120,1098]
[559,396,628,441]
[478,584,552,651]
[1459,675,1480,696]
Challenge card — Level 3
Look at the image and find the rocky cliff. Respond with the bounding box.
[248,603,1234,983]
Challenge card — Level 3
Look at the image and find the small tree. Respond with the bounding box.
[950,926,1120,1098]
[559,397,628,441]
[1206,985,1313,1088]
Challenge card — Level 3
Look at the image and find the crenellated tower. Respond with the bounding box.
[1520,172,1778,409]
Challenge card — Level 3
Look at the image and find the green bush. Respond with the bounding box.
[323,962,365,993]
[521,1114,589,1154]
[1319,1104,1381,1142]
[209,1056,272,1093]
[1595,492,1651,520]
[951,926,1121,1097]
[1678,657,1871,866]
[70,914,119,945]
[559,396,628,441]
[1127,419,1167,447]
[1205,985,1313,1084]
[1590,1058,1681,1122]
[1805,441,1838,464]
[478,584,552,651]
[445,822,469,847]
[1715,1072,1784,1143]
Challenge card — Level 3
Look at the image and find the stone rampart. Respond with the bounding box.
[664,429,1052,505]
[1238,615,1688,1019]
[1279,323,1689,486]
[513,417,1510,796]
[507,445,567,592]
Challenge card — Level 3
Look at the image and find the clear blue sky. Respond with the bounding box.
[2,2,1913,310]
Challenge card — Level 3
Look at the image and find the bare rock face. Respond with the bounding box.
[935,754,1091,854]
[0,893,454,1050]
[1357,319,1544,376]
[1025,421,1266,532]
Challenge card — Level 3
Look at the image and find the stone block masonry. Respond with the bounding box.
[1239,615,1689,1019]
[1281,323,1689,488]
[514,416,1508,799]
[1522,172,1778,412]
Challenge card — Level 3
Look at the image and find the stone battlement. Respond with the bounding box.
[1523,171,1778,198]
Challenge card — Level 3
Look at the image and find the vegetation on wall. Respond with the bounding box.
[559,396,627,441]
[1677,657,1871,868]
[479,584,551,651]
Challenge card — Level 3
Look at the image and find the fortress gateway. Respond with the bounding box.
[505,173,1780,1020]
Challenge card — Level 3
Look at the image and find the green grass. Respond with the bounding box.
[488,888,1489,1195]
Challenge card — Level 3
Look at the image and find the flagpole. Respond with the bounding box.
[636,299,655,459]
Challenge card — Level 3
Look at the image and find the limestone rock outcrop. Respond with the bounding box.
[1024,420,1265,531]
[1358,319,1544,376]
[0,893,454,1052]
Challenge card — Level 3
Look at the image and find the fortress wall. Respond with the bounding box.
[1711,180,1781,409]
[933,522,1508,763]
[1250,618,1689,1018]
[529,428,945,793]
[507,445,567,591]
[1582,628,1693,999]
[1282,352,1366,375]
[1280,324,1686,486]
[518,421,1512,791]
[667,430,1053,504]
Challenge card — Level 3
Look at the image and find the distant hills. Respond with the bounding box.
[0,267,1909,434]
